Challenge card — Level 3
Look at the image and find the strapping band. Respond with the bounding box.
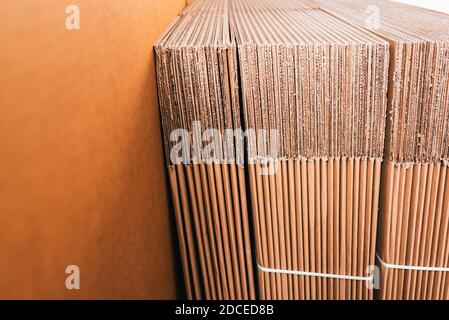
[257,264,373,281]
[376,253,449,272]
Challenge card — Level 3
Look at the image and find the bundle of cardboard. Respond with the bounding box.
[155,0,449,300]
[155,0,255,300]
[231,0,389,300]
[314,0,449,300]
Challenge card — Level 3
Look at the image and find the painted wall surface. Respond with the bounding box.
[0,0,185,299]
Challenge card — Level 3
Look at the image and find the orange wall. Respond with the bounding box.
[0,0,185,299]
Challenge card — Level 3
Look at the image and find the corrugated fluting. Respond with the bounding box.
[154,0,256,300]
[154,0,449,300]
[230,0,389,300]
[313,0,449,300]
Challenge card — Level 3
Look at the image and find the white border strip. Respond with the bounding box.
[376,253,449,272]
[257,264,373,281]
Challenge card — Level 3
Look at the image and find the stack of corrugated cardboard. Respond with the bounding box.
[155,0,255,300]
[231,0,389,299]
[155,0,449,300]
[314,0,449,300]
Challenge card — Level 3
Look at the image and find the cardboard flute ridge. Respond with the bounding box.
[312,0,449,164]
[310,0,449,299]
[230,0,389,300]
[231,0,389,159]
[247,158,382,299]
[377,160,449,299]
[155,0,255,300]
[168,162,255,300]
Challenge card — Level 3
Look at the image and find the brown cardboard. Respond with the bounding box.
[155,0,257,299]
[378,161,449,299]
[0,0,186,299]
[169,166,194,299]
[231,1,388,300]
[312,0,449,300]
[249,158,382,300]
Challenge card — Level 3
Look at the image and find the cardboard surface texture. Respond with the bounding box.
[0,0,186,299]
[315,0,449,300]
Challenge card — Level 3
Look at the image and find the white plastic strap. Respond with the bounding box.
[376,253,449,272]
[257,264,373,281]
